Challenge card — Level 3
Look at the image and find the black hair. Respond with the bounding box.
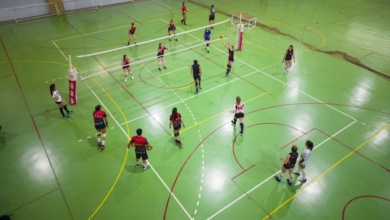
[95,105,101,111]
[172,107,178,120]
[306,140,314,150]
[193,60,198,64]
[50,84,55,95]
[123,55,126,59]
[136,128,142,136]
[236,96,241,104]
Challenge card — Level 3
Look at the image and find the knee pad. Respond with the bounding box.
[97,132,101,137]
[102,133,107,138]
[174,133,179,137]
[206,43,209,46]
[159,62,162,65]
[227,64,231,69]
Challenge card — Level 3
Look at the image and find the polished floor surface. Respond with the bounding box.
[0,0,389,219]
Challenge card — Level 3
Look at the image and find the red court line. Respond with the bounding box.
[380,165,390,173]
[280,128,315,149]
[163,122,230,220]
[0,74,13,79]
[342,195,390,220]
[93,57,172,136]
[232,133,245,170]
[0,36,74,219]
[231,164,255,180]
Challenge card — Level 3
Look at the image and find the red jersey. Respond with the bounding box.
[129,26,136,34]
[158,46,166,54]
[169,22,175,28]
[131,135,148,153]
[170,113,182,126]
[122,58,130,68]
[228,48,234,59]
[93,110,106,124]
[182,5,187,13]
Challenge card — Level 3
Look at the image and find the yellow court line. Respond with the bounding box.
[176,92,268,135]
[262,123,390,220]
[88,78,131,220]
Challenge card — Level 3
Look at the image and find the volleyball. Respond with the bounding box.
[220,34,224,38]
[147,144,153,151]
[186,9,189,12]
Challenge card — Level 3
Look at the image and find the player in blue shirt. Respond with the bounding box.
[204,27,211,53]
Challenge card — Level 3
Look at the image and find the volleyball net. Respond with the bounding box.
[74,18,233,81]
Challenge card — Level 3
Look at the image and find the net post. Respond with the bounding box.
[68,55,78,105]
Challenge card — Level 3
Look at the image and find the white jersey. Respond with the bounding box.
[300,148,312,165]
[234,102,244,114]
[53,90,62,102]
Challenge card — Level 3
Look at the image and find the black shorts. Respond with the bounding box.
[173,123,181,130]
[193,75,201,80]
[55,101,62,105]
[168,27,176,31]
[283,164,296,169]
[123,65,130,69]
[129,31,135,35]
[157,53,164,58]
[235,112,244,118]
[229,57,234,62]
[95,124,106,130]
[209,15,215,21]
[136,152,148,160]
[182,12,186,16]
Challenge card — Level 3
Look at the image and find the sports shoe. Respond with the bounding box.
[135,162,140,168]
[163,66,167,69]
[294,171,300,176]
[68,111,73,115]
[97,142,101,147]
[231,120,236,125]
[63,115,69,119]
[169,38,171,41]
[196,88,198,94]
[178,141,183,147]
[175,38,178,41]
[131,75,134,80]
[207,50,209,53]
[127,42,129,46]
[100,145,105,149]
[287,179,292,186]
[158,68,161,71]
[143,163,148,170]
[274,176,281,182]
[298,178,307,182]
[240,131,243,136]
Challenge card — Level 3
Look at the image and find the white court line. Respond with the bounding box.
[83,75,193,220]
[206,119,357,220]
[163,19,359,219]
[77,19,230,58]
[119,69,261,125]
[52,40,68,61]
[80,38,226,80]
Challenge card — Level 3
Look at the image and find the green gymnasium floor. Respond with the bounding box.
[0,0,389,219]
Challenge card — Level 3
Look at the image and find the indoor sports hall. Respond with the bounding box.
[0,0,389,219]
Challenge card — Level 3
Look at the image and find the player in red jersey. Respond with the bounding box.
[168,20,177,41]
[223,42,234,76]
[169,107,185,147]
[181,2,187,25]
[93,105,108,149]
[121,55,133,81]
[128,128,150,170]
[127,22,137,46]
[275,145,299,186]
[157,43,168,71]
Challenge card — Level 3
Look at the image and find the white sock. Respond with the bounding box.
[301,169,306,179]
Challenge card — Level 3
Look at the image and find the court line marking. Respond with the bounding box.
[207,119,357,220]
[177,92,268,135]
[261,122,390,220]
[52,40,68,61]
[119,69,261,126]
[85,78,131,219]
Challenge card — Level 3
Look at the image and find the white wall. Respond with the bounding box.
[0,0,133,22]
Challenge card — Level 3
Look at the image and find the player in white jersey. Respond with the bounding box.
[231,96,244,135]
[50,84,73,119]
[294,140,314,182]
